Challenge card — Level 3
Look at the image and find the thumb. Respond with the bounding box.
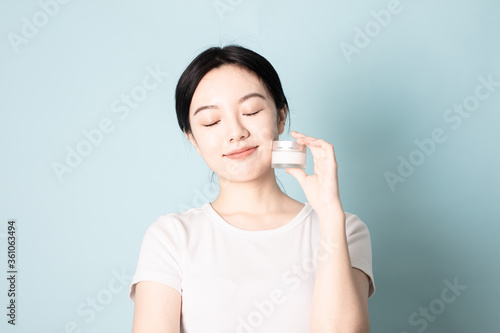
[285,168,307,185]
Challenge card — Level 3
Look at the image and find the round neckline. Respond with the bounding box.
[203,201,313,236]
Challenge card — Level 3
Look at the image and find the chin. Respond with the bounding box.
[217,162,270,182]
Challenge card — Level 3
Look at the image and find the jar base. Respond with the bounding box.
[272,163,305,169]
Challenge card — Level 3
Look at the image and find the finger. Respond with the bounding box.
[298,138,337,167]
[291,133,337,164]
[296,137,322,147]
[298,137,334,151]
[293,135,327,166]
[291,132,324,158]
[285,167,308,185]
[290,130,307,138]
[291,131,323,146]
[291,130,313,139]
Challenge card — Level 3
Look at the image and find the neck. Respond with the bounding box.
[211,167,287,215]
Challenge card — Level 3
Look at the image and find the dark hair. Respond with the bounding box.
[175,45,290,135]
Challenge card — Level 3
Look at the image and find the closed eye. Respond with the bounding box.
[204,121,219,127]
[246,110,261,116]
[203,110,262,127]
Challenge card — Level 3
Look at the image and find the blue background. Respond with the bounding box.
[1,0,499,332]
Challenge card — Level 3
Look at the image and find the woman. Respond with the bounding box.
[129,45,375,332]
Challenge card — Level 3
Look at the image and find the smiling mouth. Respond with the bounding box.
[224,146,258,159]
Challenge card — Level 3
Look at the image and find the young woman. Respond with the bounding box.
[129,45,375,333]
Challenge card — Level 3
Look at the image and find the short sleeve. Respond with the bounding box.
[345,213,375,299]
[129,215,184,303]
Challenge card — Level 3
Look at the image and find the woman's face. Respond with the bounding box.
[186,64,286,182]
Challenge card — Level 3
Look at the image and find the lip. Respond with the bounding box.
[224,146,258,159]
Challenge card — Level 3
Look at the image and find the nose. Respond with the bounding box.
[227,114,249,142]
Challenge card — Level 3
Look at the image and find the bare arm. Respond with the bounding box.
[132,281,182,333]
[283,131,371,332]
[310,211,370,333]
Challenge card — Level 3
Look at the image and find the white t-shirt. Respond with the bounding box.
[129,202,375,333]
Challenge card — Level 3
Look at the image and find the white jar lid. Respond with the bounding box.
[272,140,306,151]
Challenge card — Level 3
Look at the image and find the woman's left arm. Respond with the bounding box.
[286,131,370,333]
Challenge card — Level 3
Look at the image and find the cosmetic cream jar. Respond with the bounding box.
[271,140,307,169]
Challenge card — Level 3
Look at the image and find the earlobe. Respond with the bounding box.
[185,131,201,155]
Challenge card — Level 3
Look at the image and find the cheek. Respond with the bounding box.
[198,133,221,156]
[251,114,277,154]
[260,112,280,137]
[254,126,275,143]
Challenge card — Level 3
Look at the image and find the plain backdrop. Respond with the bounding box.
[1,0,499,332]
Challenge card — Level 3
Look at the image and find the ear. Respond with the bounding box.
[277,106,287,135]
[185,131,201,155]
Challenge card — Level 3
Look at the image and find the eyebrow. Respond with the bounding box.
[193,92,266,117]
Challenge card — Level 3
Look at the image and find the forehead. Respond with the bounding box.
[190,65,268,106]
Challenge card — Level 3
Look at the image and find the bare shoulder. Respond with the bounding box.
[132,281,181,333]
